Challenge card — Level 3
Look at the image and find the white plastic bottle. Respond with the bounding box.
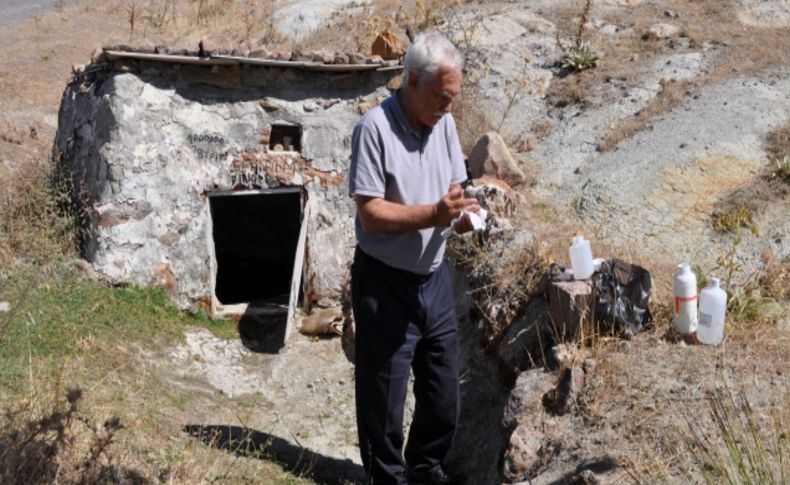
[569,235,594,280]
[697,278,727,345]
[672,263,698,334]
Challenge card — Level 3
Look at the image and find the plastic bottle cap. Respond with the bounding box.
[572,235,583,245]
[708,277,720,288]
[677,262,690,271]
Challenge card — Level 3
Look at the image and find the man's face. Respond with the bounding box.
[412,67,462,128]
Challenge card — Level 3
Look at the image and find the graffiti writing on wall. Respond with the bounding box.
[230,156,309,188]
[187,132,229,162]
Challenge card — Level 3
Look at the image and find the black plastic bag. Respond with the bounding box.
[591,258,653,336]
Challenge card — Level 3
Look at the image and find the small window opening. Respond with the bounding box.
[209,190,303,306]
[269,124,302,152]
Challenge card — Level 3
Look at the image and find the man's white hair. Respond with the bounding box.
[403,31,463,88]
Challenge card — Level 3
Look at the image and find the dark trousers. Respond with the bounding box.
[351,247,460,485]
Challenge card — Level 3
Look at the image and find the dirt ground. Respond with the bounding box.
[1,1,788,483]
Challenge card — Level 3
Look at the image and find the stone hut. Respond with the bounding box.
[55,45,401,328]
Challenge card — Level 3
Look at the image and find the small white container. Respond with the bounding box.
[672,262,698,334]
[569,235,594,280]
[697,278,727,345]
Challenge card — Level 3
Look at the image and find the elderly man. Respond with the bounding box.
[348,32,479,485]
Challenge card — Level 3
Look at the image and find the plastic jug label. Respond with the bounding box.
[675,295,697,314]
[698,312,712,328]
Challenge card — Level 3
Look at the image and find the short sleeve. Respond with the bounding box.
[348,120,386,198]
[446,114,467,185]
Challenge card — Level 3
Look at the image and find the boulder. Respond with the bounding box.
[547,279,594,343]
[502,369,556,428]
[371,29,408,60]
[469,132,526,187]
[544,366,586,415]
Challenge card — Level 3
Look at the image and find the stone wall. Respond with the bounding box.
[55,54,399,311]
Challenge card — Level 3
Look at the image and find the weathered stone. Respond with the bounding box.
[314,50,335,64]
[497,299,553,377]
[347,52,365,64]
[259,98,280,111]
[547,279,594,342]
[249,47,270,59]
[502,369,556,428]
[583,358,597,373]
[644,23,680,40]
[333,52,349,65]
[545,366,586,415]
[469,132,526,187]
[366,55,384,65]
[503,423,559,482]
[550,343,577,370]
[371,29,408,60]
[303,100,319,112]
[468,177,516,218]
[516,136,537,153]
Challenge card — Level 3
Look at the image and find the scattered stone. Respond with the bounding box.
[231,45,250,57]
[249,47,270,59]
[544,366,587,415]
[468,132,526,187]
[582,358,597,374]
[314,50,335,64]
[334,52,350,65]
[259,98,280,111]
[644,23,680,40]
[503,369,556,427]
[0,302,10,313]
[550,343,576,369]
[303,100,319,112]
[496,299,553,377]
[516,136,537,153]
[366,54,384,65]
[371,29,408,60]
[347,52,365,64]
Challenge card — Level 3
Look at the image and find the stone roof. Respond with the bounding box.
[72,43,403,76]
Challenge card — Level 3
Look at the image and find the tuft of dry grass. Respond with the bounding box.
[712,204,758,236]
[678,384,790,485]
[0,162,76,268]
[0,386,138,484]
[765,121,790,161]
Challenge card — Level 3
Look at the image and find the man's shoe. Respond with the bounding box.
[406,466,453,485]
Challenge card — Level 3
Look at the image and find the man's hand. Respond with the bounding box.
[434,186,480,230]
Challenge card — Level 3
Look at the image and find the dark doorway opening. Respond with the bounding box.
[209,189,303,305]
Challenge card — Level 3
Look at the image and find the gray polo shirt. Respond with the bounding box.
[349,92,467,274]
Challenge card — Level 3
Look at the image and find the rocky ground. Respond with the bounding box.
[1,0,789,483]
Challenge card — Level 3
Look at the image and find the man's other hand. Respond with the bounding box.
[434,186,480,229]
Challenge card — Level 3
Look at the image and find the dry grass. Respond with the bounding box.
[0,387,138,484]
[678,384,790,485]
[712,204,758,236]
[0,162,76,267]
